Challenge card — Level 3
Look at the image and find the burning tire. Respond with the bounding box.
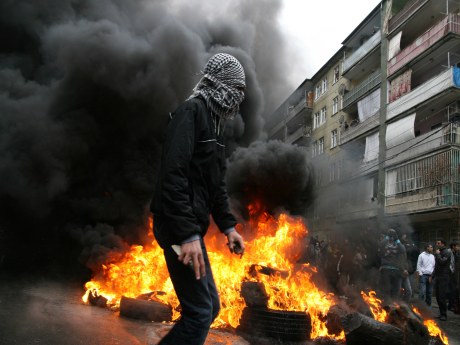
[119,296,172,322]
[237,306,311,342]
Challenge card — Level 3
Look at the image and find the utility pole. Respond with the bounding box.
[377,0,390,230]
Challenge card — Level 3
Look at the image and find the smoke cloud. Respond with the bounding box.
[0,0,298,274]
[226,140,315,219]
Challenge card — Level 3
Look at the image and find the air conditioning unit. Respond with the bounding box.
[303,126,312,137]
[448,101,460,123]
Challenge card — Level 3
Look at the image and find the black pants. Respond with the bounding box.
[380,268,402,301]
[448,273,459,312]
[158,238,220,345]
[435,276,449,318]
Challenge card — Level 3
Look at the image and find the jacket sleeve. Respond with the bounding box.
[158,103,201,242]
[211,157,237,233]
[399,243,408,271]
[435,249,451,267]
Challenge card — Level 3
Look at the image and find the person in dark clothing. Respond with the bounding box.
[433,239,454,321]
[378,228,408,302]
[448,241,459,314]
[401,234,419,302]
[151,53,246,345]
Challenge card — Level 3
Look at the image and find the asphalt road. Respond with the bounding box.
[0,278,248,345]
[430,302,460,345]
[0,278,458,345]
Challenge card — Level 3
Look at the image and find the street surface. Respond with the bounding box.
[0,278,458,345]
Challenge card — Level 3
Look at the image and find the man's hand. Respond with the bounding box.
[179,240,206,280]
[227,231,245,257]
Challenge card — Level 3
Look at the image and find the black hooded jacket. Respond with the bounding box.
[151,96,237,247]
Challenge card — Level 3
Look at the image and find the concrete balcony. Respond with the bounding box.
[387,67,460,121]
[388,0,428,34]
[340,112,380,145]
[343,30,381,74]
[286,125,311,146]
[268,97,311,138]
[388,14,460,77]
[343,71,381,109]
[385,146,460,214]
[336,203,379,222]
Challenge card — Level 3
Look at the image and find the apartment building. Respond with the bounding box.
[308,49,352,234]
[268,0,460,244]
[384,0,460,244]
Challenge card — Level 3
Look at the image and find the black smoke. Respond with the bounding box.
[0,0,297,275]
[226,140,315,219]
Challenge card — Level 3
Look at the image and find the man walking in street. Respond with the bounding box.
[151,53,246,345]
[416,244,435,306]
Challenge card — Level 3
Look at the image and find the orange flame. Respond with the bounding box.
[83,209,345,340]
[360,290,387,322]
[413,307,449,344]
[360,293,449,345]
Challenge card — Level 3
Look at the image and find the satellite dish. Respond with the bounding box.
[338,84,347,96]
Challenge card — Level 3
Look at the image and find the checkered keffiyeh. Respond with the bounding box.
[190,53,246,120]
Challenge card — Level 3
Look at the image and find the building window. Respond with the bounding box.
[333,65,340,84]
[330,162,336,182]
[315,77,328,100]
[332,96,339,115]
[312,138,324,157]
[314,109,326,130]
[318,137,324,154]
[320,107,327,124]
[313,112,320,129]
[330,159,343,182]
[315,84,322,100]
[331,129,338,148]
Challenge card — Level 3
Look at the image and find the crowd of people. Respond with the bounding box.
[302,229,460,321]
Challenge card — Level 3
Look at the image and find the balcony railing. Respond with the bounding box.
[340,112,380,145]
[387,67,460,121]
[388,14,460,76]
[388,0,429,34]
[343,30,381,73]
[385,147,460,213]
[288,97,310,118]
[386,123,460,167]
[268,97,311,140]
[343,71,381,108]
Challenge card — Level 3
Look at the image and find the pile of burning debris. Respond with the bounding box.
[82,211,449,345]
[87,283,448,345]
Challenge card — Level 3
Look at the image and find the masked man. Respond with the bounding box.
[151,53,246,345]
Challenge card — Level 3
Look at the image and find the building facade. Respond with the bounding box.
[268,0,460,245]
